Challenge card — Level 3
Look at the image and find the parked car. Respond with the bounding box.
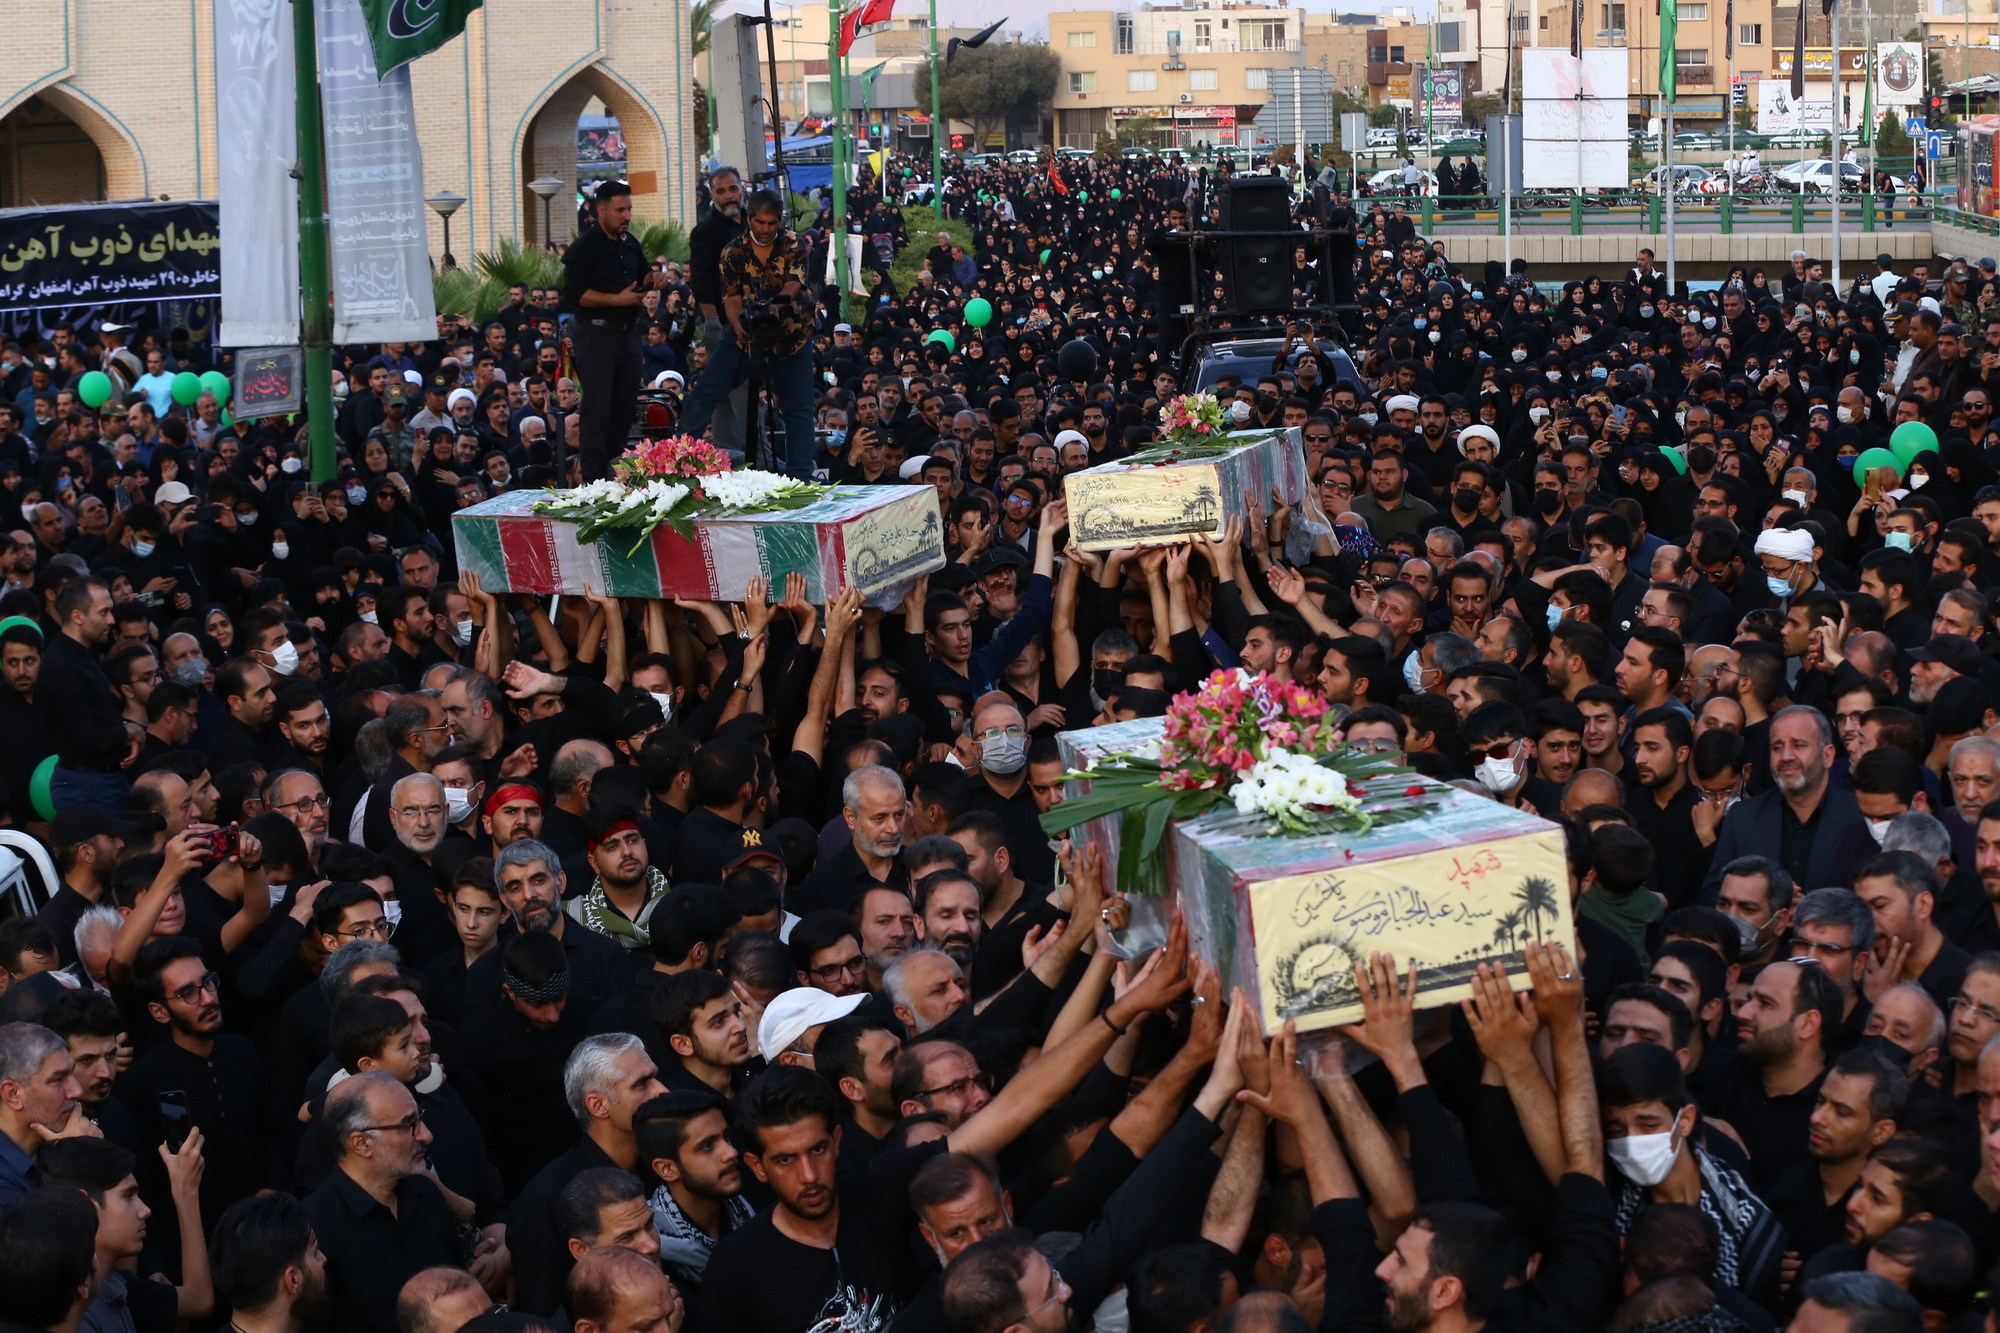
[1364,167,1437,196]
[1772,158,1903,194]
[1636,164,1716,194]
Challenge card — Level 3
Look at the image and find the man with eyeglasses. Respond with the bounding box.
[381,773,456,965]
[306,1072,462,1333]
[266,769,332,870]
[125,936,278,1275]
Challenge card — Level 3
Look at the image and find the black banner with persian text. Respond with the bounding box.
[0,201,220,311]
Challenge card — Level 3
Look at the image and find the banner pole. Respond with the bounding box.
[294,0,336,485]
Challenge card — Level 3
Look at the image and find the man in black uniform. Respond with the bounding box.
[1143,200,1206,377]
[560,180,662,480]
[681,167,748,450]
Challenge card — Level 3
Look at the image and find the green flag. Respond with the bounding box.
[1659,0,1677,104]
[357,0,485,77]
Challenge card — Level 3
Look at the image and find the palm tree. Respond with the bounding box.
[1516,876,1561,945]
[1492,908,1523,953]
[691,0,720,148]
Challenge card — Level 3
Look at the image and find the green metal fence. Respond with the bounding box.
[1402,191,1944,235]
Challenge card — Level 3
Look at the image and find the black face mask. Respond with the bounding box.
[1534,490,1564,516]
[1687,446,1717,474]
[1092,668,1123,701]
[1850,1034,1912,1073]
[1454,487,1483,513]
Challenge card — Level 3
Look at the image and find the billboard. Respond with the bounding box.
[1756,79,1834,133]
[1876,42,1924,106]
[1521,48,1627,190]
[1421,64,1464,130]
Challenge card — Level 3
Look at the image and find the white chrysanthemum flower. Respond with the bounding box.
[702,469,797,509]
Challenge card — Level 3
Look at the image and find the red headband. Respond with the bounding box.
[586,819,640,853]
[484,783,542,819]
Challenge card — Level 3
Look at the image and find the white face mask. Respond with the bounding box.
[1512,349,1528,363]
[266,640,300,677]
[132,540,157,558]
[346,484,369,506]
[1476,748,1525,796]
[445,787,478,824]
[281,457,303,474]
[1529,406,1550,423]
[649,691,675,724]
[450,617,474,646]
[1403,654,1426,690]
[1545,369,1562,382]
[1837,405,1859,423]
[1866,817,1894,846]
[270,539,291,561]
[1607,1125,1682,1187]
[359,610,379,625]
[1908,472,1928,489]
[1781,489,1807,508]
[383,898,403,928]
[1428,329,1442,344]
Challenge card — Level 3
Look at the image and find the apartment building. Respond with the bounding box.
[1050,3,1307,147]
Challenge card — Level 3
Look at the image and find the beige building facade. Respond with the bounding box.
[1050,4,1306,147]
[2,0,697,254]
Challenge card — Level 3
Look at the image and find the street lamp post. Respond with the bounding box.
[527,176,566,250]
[426,190,467,268]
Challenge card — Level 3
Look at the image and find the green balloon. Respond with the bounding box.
[1889,420,1937,465]
[29,753,56,822]
[1661,446,1688,475]
[77,371,112,408]
[1078,191,1089,202]
[1039,248,1051,264]
[199,370,232,403]
[170,371,202,405]
[1855,446,1903,481]
[925,329,956,353]
[1110,188,1122,200]
[964,297,993,328]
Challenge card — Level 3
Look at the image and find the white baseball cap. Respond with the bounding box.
[153,482,194,505]
[758,988,866,1060]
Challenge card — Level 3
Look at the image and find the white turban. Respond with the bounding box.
[1457,425,1500,449]
[447,388,477,411]
[1385,394,1422,415]
[1753,528,1815,562]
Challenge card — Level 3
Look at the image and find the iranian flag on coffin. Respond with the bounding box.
[452,485,945,602]
[1056,714,1575,1035]
[1064,427,1308,552]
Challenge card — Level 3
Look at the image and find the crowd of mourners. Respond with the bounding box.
[0,151,1999,1333]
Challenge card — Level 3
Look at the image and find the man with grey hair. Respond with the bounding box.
[1790,887,1877,1030]
[1704,703,1863,900]
[468,838,631,1027]
[882,946,969,1034]
[68,906,119,992]
[508,1033,666,1317]
[266,769,331,868]
[0,1021,89,1202]
[383,772,453,962]
[1880,811,1954,884]
[796,764,909,915]
[305,1071,461,1333]
[546,739,615,859]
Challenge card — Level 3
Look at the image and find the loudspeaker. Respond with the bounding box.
[1220,177,1292,231]
[1326,231,1358,306]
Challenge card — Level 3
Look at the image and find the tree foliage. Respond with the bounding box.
[1096,114,1164,154]
[936,44,1060,143]
[1875,112,1915,173]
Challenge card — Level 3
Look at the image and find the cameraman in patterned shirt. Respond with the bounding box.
[677,190,818,479]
